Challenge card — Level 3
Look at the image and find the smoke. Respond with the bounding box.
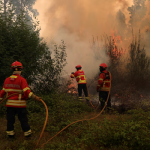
[33,0,150,79]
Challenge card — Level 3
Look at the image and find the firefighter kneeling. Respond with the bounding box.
[97,63,112,111]
[70,65,89,104]
[0,61,42,138]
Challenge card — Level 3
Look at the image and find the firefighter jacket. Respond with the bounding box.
[70,70,86,84]
[0,74,33,108]
[97,70,112,92]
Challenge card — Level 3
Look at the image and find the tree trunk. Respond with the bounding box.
[20,0,25,11]
[4,0,8,17]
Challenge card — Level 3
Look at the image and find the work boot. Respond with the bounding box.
[78,97,83,101]
[24,129,32,138]
[6,130,15,139]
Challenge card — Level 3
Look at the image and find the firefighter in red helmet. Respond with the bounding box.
[0,61,41,138]
[97,63,112,111]
[70,65,89,103]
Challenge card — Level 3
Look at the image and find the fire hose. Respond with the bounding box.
[40,72,111,149]
[86,84,96,108]
[0,92,48,149]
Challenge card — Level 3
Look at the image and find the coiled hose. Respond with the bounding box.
[41,72,112,148]
[0,93,48,150]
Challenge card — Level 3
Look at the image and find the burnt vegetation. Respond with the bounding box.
[91,29,150,113]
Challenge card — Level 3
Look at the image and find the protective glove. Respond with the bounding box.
[71,72,74,74]
[31,94,42,102]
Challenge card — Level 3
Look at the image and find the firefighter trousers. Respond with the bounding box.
[6,107,31,135]
[99,91,111,110]
[78,84,89,100]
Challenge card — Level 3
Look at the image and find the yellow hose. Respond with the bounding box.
[41,72,112,148]
[34,99,48,149]
[86,84,95,108]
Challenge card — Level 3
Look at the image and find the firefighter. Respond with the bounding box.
[97,63,112,111]
[0,61,41,138]
[70,65,89,103]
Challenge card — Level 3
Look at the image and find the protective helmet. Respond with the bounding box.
[11,61,23,70]
[100,63,107,69]
[75,65,82,69]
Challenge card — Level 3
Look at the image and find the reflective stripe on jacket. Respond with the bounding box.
[70,70,86,84]
[0,74,33,108]
[97,70,111,92]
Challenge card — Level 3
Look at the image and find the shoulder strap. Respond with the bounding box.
[101,71,110,80]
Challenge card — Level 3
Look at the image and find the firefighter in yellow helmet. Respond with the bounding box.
[0,61,41,138]
[97,63,112,111]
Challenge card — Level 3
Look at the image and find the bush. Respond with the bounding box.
[126,31,150,85]
[0,2,67,93]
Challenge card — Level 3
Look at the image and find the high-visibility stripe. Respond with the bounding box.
[78,80,86,83]
[99,87,110,91]
[104,81,110,84]
[23,87,30,92]
[19,94,22,100]
[4,89,23,92]
[6,103,26,106]
[10,75,17,78]
[99,78,103,81]
[76,75,85,78]
[2,88,5,90]
[7,99,26,103]
[28,92,33,98]
[6,102,26,104]
[6,99,26,106]
[6,130,15,135]
[24,129,32,136]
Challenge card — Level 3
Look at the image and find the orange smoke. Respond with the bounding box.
[33,0,150,78]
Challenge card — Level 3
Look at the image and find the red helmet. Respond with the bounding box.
[100,63,107,68]
[11,61,23,69]
[76,65,82,69]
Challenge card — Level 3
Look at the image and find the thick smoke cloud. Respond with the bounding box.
[33,0,150,79]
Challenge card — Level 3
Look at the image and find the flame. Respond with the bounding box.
[67,80,78,94]
[107,30,126,63]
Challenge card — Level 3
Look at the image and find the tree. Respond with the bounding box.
[0,4,67,94]
[1,0,38,25]
[127,0,147,27]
